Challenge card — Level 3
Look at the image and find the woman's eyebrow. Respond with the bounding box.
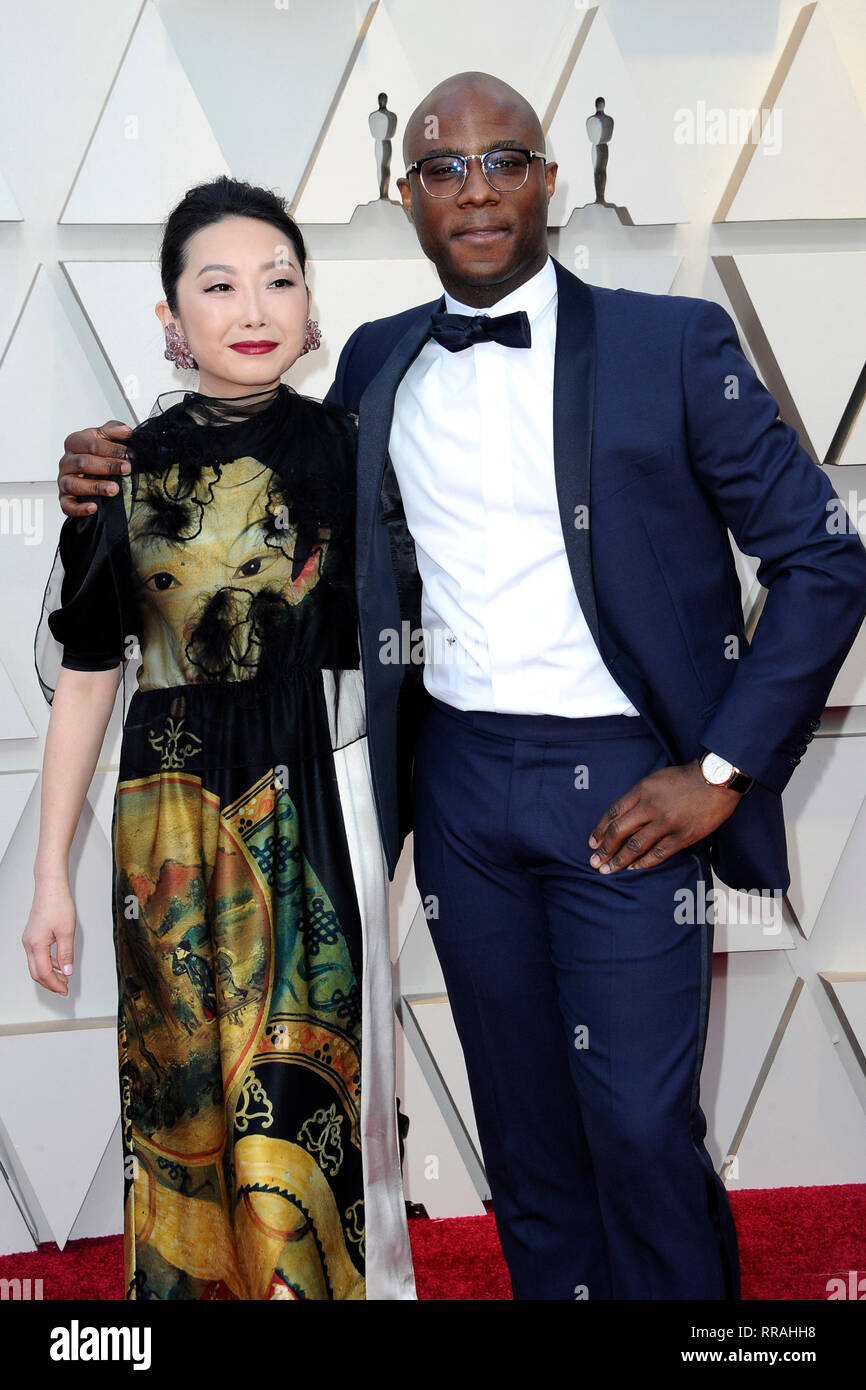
[195,259,297,278]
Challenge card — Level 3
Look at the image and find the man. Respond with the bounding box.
[58,73,866,1301]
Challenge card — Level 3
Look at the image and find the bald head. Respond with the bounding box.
[402,72,544,164]
[396,70,555,308]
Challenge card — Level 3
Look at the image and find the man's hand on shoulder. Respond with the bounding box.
[588,761,742,873]
[59,421,132,517]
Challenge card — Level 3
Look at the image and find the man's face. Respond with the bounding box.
[397,89,557,302]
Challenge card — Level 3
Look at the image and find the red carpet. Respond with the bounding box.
[1,1186,863,1300]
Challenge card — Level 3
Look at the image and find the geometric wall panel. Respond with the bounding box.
[286,257,442,400]
[730,979,866,1187]
[563,254,681,296]
[394,897,446,1001]
[821,973,866,1073]
[545,6,688,226]
[809,794,866,974]
[717,3,866,223]
[0,661,37,742]
[394,898,489,1204]
[59,0,231,224]
[293,1,423,223]
[67,1117,123,1243]
[782,736,866,938]
[85,772,119,849]
[0,167,22,221]
[551,208,684,294]
[0,1167,37,1259]
[0,1023,119,1248]
[710,882,797,954]
[62,261,187,424]
[0,772,38,869]
[730,544,763,627]
[405,995,484,1166]
[731,252,866,465]
[0,268,119,483]
[0,491,64,746]
[393,1015,486,1218]
[703,950,802,1172]
[839,399,866,471]
[389,848,424,961]
[827,614,866,708]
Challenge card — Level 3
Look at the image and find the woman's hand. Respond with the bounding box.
[23,875,77,995]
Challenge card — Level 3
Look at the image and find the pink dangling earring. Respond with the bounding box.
[164,322,196,370]
[300,318,322,356]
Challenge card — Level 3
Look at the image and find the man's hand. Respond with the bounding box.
[58,421,132,517]
[588,760,742,873]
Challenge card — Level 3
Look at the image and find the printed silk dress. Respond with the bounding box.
[42,383,415,1300]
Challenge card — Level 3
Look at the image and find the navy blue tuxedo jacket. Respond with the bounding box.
[325,257,866,892]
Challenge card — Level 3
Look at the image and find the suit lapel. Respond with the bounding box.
[355,298,443,586]
[551,259,600,648]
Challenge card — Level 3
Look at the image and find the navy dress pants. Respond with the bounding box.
[411,697,741,1301]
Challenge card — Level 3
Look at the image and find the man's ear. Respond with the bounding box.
[544,161,558,201]
[396,176,414,222]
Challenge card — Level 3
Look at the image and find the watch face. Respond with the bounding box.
[702,752,734,785]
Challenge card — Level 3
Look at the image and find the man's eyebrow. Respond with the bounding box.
[195,260,296,278]
[412,139,528,160]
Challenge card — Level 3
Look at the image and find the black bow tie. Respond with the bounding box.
[429,309,532,353]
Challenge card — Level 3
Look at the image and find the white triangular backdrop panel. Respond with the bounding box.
[62,261,189,424]
[0,1024,119,1248]
[60,0,231,224]
[293,2,425,224]
[546,6,688,226]
[703,950,802,1171]
[0,167,22,221]
[722,2,866,223]
[732,252,866,464]
[782,737,866,938]
[286,257,442,399]
[731,982,866,1187]
[0,267,119,483]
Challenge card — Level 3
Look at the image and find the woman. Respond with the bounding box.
[24,176,416,1301]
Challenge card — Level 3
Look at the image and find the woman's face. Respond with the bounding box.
[161,216,310,397]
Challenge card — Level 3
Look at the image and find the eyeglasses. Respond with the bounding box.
[405,146,546,197]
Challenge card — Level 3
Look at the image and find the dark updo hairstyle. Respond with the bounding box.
[160,175,307,313]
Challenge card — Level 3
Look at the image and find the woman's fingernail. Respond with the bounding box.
[63,964,73,975]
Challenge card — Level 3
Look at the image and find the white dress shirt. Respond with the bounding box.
[388,255,638,717]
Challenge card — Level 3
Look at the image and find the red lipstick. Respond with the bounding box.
[230,341,279,355]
